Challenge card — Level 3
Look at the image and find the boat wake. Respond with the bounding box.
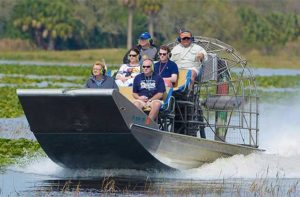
[9,152,300,180]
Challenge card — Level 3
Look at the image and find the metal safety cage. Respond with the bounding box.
[166,36,259,148]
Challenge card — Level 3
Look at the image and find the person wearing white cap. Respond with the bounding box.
[171,30,207,86]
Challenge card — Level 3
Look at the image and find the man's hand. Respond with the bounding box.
[196,53,204,62]
[139,95,148,102]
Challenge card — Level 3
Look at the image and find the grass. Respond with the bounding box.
[244,49,300,69]
[0,48,127,65]
[0,76,86,84]
[0,64,91,76]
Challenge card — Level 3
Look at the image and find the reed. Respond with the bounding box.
[19,176,299,196]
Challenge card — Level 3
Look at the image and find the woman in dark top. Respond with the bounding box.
[85,61,118,89]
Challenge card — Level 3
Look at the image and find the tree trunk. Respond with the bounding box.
[47,37,55,50]
[34,30,43,49]
[127,7,134,49]
[148,15,154,38]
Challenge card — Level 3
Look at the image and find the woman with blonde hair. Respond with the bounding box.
[85,61,118,89]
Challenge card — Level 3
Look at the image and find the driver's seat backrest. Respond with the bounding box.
[173,69,191,92]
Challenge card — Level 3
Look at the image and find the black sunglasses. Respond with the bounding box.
[182,37,191,40]
[159,53,167,56]
[142,65,151,68]
[129,54,137,57]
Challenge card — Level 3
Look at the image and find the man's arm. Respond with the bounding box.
[163,74,178,83]
[195,45,208,62]
[149,92,163,101]
[133,92,148,102]
[132,92,140,99]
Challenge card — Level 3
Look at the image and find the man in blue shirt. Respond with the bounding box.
[133,58,165,121]
[154,45,179,87]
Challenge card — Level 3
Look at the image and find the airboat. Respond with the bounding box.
[17,36,263,170]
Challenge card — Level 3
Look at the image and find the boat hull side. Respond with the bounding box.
[131,124,263,170]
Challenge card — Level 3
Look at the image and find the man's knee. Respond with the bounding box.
[191,70,197,80]
[151,101,161,110]
[133,101,143,109]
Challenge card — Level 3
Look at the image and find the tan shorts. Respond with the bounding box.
[134,99,163,110]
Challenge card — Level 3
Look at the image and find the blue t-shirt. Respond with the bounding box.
[154,60,179,78]
[133,73,166,98]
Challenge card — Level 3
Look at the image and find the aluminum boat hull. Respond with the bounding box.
[17,89,262,170]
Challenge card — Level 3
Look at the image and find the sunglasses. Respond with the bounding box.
[129,54,137,57]
[159,53,167,56]
[142,65,151,68]
[182,37,191,40]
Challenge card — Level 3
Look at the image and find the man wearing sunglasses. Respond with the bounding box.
[154,45,178,87]
[132,58,166,121]
[171,31,207,86]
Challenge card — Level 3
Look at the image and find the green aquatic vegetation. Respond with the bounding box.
[256,75,300,88]
[0,87,23,118]
[0,64,90,76]
[0,76,85,85]
[0,138,42,167]
[0,64,119,76]
[0,85,81,118]
[258,90,300,103]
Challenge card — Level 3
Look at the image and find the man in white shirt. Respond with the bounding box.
[171,31,207,86]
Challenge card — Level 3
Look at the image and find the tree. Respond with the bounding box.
[73,0,128,48]
[238,7,274,53]
[238,6,300,53]
[11,0,82,50]
[0,0,18,37]
[139,0,163,37]
[120,0,137,49]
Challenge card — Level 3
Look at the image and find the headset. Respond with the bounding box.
[91,61,106,76]
[177,30,194,42]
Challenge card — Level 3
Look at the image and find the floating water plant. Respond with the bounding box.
[0,138,42,167]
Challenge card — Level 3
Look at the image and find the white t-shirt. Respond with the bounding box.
[115,64,140,87]
[171,43,208,69]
